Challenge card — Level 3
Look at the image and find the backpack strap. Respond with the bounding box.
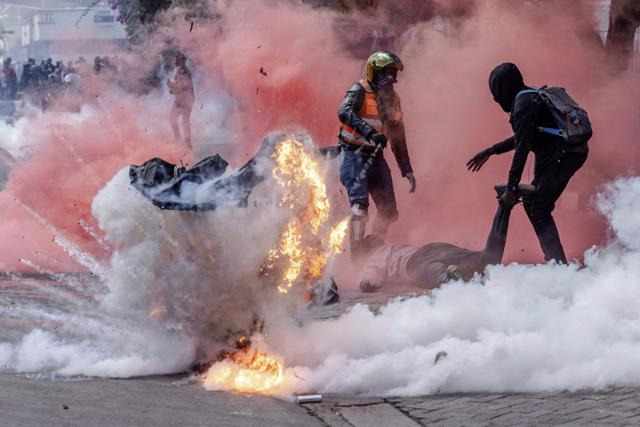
[514,87,566,140]
[515,87,539,99]
[537,126,565,138]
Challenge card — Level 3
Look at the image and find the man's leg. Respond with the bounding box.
[170,103,181,143]
[181,104,193,148]
[368,156,399,238]
[414,261,450,290]
[340,149,370,254]
[478,201,515,267]
[523,152,588,263]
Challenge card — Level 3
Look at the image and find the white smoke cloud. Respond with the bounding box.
[269,176,640,396]
[3,143,639,397]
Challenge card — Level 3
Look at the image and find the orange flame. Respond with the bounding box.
[203,347,284,394]
[263,138,348,294]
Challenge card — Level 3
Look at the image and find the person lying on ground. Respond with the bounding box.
[356,184,535,292]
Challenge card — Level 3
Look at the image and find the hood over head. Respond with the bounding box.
[489,63,525,113]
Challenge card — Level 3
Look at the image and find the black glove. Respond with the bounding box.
[499,190,519,208]
[466,147,496,172]
[369,132,388,148]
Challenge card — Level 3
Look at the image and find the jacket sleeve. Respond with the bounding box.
[506,96,539,189]
[492,136,515,154]
[385,93,413,176]
[337,83,375,139]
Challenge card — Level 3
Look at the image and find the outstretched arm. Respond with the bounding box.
[466,136,515,172]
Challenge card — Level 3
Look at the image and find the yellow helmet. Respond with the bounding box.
[364,51,404,82]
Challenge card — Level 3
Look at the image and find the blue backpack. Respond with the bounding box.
[516,86,593,145]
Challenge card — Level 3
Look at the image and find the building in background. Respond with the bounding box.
[0,1,125,61]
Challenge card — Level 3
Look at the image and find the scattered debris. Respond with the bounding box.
[434,351,448,365]
[189,22,194,32]
[260,67,267,76]
[297,394,322,404]
[62,404,69,410]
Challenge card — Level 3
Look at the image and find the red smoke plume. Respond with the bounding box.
[1,0,637,276]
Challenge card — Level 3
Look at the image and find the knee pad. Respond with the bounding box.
[349,204,368,245]
[350,204,368,219]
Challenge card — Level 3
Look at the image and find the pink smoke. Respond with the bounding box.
[1,0,637,278]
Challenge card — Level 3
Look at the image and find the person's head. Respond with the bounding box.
[365,50,403,88]
[46,58,52,64]
[489,62,525,113]
[175,52,187,67]
[3,57,10,66]
[28,58,35,64]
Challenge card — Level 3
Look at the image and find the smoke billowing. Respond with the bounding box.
[272,176,640,396]
[0,0,639,396]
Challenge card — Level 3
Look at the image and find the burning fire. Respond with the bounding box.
[204,138,347,395]
[202,346,284,394]
[263,138,348,294]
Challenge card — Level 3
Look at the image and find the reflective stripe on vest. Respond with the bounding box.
[340,79,384,147]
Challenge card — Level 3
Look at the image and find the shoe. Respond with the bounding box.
[323,277,340,305]
[446,264,464,281]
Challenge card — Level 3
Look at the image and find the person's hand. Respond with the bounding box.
[405,172,416,193]
[499,190,519,207]
[369,132,388,148]
[466,147,495,172]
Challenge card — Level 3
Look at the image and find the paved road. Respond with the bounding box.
[2,374,640,426]
[3,279,640,426]
[0,374,320,427]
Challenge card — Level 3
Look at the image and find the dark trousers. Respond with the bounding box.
[340,148,399,234]
[408,203,514,289]
[523,151,588,263]
[478,202,512,267]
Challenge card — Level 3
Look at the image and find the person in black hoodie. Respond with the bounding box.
[466,63,589,264]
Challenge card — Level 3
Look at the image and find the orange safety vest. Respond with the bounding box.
[339,79,384,148]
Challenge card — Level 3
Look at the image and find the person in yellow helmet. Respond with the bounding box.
[337,50,416,255]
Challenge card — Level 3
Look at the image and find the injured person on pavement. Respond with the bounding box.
[355,183,535,292]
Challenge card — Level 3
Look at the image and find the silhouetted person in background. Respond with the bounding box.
[2,58,17,100]
[167,52,194,148]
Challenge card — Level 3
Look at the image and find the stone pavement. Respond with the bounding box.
[3,373,640,426]
[304,389,640,426]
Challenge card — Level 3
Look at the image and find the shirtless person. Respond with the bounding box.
[357,184,534,292]
[168,53,195,148]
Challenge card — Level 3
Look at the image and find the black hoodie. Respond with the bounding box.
[489,63,564,189]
